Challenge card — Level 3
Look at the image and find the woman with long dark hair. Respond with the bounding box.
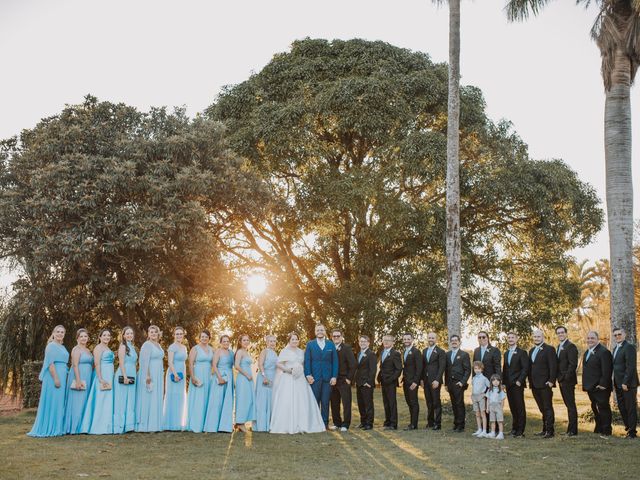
[204,334,234,432]
[113,326,137,433]
[80,329,115,434]
[63,328,93,434]
[186,330,213,433]
[135,325,165,432]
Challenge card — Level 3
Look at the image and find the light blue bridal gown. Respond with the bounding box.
[204,350,234,432]
[234,354,256,424]
[63,350,93,434]
[135,341,164,432]
[113,341,138,433]
[28,342,69,437]
[163,344,188,430]
[254,348,277,432]
[186,345,213,433]
[80,349,115,434]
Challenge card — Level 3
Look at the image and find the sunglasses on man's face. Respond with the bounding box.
[332,334,341,338]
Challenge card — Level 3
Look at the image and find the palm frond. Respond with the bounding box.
[505,0,553,21]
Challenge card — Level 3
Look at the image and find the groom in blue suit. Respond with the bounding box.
[305,324,339,427]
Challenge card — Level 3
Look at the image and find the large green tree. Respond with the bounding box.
[209,38,603,342]
[505,0,638,345]
[0,96,266,389]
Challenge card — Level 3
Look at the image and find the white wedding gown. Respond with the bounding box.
[269,347,326,434]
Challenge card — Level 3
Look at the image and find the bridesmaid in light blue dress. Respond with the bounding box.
[63,328,93,434]
[113,326,137,433]
[28,325,69,437]
[80,329,115,434]
[234,334,256,432]
[254,335,277,432]
[186,330,213,433]
[163,327,188,430]
[204,335,234,433]
[135,325,165,432]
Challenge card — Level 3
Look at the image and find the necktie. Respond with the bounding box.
[451,351,456,363]
[359,352,364,362]
[613,344,620,359]
[382,350,388,363]
[427,348,432,362]
[557,344,561,358]
[480,348,485,361]
[532,346,540,362]
[508,349,513,365]
[404,349,409,361]
[586,349,592,362]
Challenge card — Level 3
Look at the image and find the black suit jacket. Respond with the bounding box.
[472,345,502,379]
[377,348,402,386]
[612,341,638,389]
[556,340,578,385]
[421,345,446,385]
[444,349,471,387]
[528,343,557,389]
[402,346,423,385]
[335,343,357,383]
[582,343,613,392]
[355,349,378,387]
[502,347,529,388]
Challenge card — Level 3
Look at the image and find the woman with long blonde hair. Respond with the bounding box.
[28,325,69,437]
[135,325,165,432]
[63,328,93,434]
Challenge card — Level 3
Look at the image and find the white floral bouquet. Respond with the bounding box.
[291,363,303,378]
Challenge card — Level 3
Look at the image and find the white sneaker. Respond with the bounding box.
[340,427,348,432]
[472,429,483,437]
[477,432,487,438]
[495,432,504,440]
[485,432,496,438]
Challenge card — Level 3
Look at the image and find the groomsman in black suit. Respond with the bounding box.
[473,330,501,432]
[528,329,557,438]
[612,327,638,438]
[503,332,529,437]
[555,325,578,436]
[421,332,446,430]
[445,334,471,432]
[582,331,613,437]
[401,333,423,430]
[329,329,357,432]
[355,335,377,430]
[377,334,402,430]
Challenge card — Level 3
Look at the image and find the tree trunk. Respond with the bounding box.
[446,0,462,338]
[605,48,636,345]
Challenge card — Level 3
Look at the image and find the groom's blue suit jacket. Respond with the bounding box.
[304,339,339,381]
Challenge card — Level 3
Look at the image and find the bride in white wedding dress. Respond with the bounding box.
[270,332,326,434]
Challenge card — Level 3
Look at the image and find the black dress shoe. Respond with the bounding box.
[509,429,517,436]
[363,425,373,430]
[534,431,546,437]
[432,425,441,431]
[513,432,525,438]
[357,424,365,429]
[566,432,577,437]
[543,432,554,439]
[455,427,464,433]
[625,433,637,439]
[403,425,417,431]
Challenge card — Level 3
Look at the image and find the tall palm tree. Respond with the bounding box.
[506,0,638,345]
[435,0,462,338]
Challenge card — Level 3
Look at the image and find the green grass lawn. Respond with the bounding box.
[1,388,637,480]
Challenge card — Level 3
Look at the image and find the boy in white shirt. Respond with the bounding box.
[471,361,490,437]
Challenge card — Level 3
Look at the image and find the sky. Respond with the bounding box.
[0,0,638,291]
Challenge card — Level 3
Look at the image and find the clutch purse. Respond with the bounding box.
[70,380,86,390]
[99,382,112,391]
[170,372,184,382]
[191,378,202,387]
[118,376,136,384]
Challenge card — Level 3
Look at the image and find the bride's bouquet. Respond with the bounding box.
[291,363,303,379]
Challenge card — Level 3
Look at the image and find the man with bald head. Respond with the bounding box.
[528,329,557,438]
[582,331,613,437]
[421,332,446,430]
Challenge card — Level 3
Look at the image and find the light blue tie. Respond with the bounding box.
[404,349,409,361]
[508,349,513,365]
[382,350,388,363]
[532,346,540,362]
[427,348,432,362]
[451,350,456,363]
[586,349,592,362]
[481,347,486,361]
[359,352,364,362]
